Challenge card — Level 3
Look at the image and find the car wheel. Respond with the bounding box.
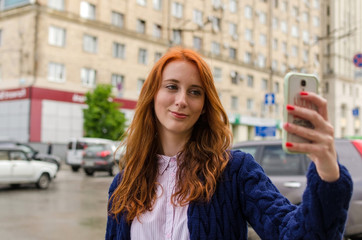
[71,166,80,172]
[84,169,94,176]
[36,173,50,189]
[109,163,119,176]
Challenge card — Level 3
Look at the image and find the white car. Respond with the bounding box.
[0,147,57,189]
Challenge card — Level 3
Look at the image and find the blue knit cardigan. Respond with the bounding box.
[106,150,353,240]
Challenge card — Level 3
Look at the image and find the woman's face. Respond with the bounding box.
[154,60,205,140]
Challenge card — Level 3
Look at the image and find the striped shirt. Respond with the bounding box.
[130,155,190,240]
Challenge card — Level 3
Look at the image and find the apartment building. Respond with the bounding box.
[0,0,325,143]
[321,0,362,138]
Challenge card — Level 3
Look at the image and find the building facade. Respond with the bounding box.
[1,0,347,144]
[321,0,362,138]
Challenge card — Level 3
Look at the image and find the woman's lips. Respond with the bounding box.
[171,111,187,119]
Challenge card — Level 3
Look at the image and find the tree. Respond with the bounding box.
[83,84,127,141]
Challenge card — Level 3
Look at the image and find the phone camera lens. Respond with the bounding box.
[301,80,306,87]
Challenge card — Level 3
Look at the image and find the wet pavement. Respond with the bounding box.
[0,166,117,240]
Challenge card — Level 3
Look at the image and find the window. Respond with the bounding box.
[245,28,253,42]
[81,68,96,87]
[229,47,237,59]
[153,24,162,38]
[244,52,252,64]
[292,6,299,17]
[272,17,278,29]
[153,0,162,10]
[313,16,320,27]
[137,0,146,6]
[272,60,278,71]
[273,38,278,50]
[230,71,239,84]
[247,98,254,110]
[137,78,145,93]
[80,1,96,20]
[211,42,220,55]
[259,34,267,46]
[193,10,203,27]
[281,63,287,73]
[172,29,182,44]
[48,26,66,47]
[258,54,266,68]
[261,78,268,90]
[229,23,237,38]
[303,50,309,62]
[112,12,124,28]
[273,82,280,93]
[259,12,266,24]
[231,96,238,110]
[291,45,298,57]
[138,48,148,64]
[213,67,222,82]
[211,17,221,32]
[112,42,125,59]
[83,34,97,53]
[281,21,288,33]
[245,5,252,19]
[247,75,254,87]
[291,25,299,37]
[229,0,237,13]
[313,0,319,9]
[154,52,162,62]
[137,19,146,34]
[282,41,287,53]
[303,12,309,22]
[302,30,309,43]
[193,36,202,50]
[48,62,66,83]
[111,74,124,95]
[281,1,288,11]
[48,0,64,11]
[172,2,183,18]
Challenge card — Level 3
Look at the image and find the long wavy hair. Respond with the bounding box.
[109,47,232,223]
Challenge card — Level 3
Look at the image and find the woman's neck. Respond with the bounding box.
[158,131,189,157]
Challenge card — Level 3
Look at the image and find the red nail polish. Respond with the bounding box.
[300,91,308,96]
[283,123,289,128]
[286,142,293,147]
[286,105,295,110]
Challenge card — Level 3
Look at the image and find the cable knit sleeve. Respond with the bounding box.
[234,150,353,240]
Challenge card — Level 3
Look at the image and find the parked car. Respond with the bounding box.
[0,146,57,189]
[81,139,121,176]
[0,141,61,171]
[233,139,362,240]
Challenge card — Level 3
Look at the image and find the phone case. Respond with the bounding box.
[282,72,319,153]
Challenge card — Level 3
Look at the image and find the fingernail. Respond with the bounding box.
[283,123,289,128]
[286,105,295,110]
[286,142,293,147]
[300,91,308,96]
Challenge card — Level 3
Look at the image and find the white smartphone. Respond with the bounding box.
[282,72,319,153]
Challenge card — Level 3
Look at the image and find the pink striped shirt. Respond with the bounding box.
[130,155,190,240]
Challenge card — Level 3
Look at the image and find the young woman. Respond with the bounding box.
[106,47,352,240]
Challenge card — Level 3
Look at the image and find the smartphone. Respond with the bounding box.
[282,72,319,153]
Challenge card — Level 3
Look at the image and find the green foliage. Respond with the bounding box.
[83,84,127,141]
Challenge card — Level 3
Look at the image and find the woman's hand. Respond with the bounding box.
[283,91,340,182]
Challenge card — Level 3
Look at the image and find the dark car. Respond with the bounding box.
[82,141,120,176]
[233,139,362,240]
[0,141,61,171]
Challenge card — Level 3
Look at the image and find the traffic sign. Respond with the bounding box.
[264,93,275,105]
[353,53,362,68]
[353,108,359,117]
[255,126,276,137]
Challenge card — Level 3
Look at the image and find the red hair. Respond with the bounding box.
[109,47,232,222]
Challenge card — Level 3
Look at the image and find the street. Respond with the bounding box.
[0,166,115,240]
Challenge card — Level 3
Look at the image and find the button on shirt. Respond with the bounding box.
[130,155,190,240]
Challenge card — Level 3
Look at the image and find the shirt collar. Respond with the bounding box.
[157,154,177,175]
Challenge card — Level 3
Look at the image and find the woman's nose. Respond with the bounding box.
[175,91,187,108]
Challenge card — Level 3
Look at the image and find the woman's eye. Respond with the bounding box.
[190,90,202,96]
[166,85,178,90]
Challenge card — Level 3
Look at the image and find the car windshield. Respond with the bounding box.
[85,144,108,153]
